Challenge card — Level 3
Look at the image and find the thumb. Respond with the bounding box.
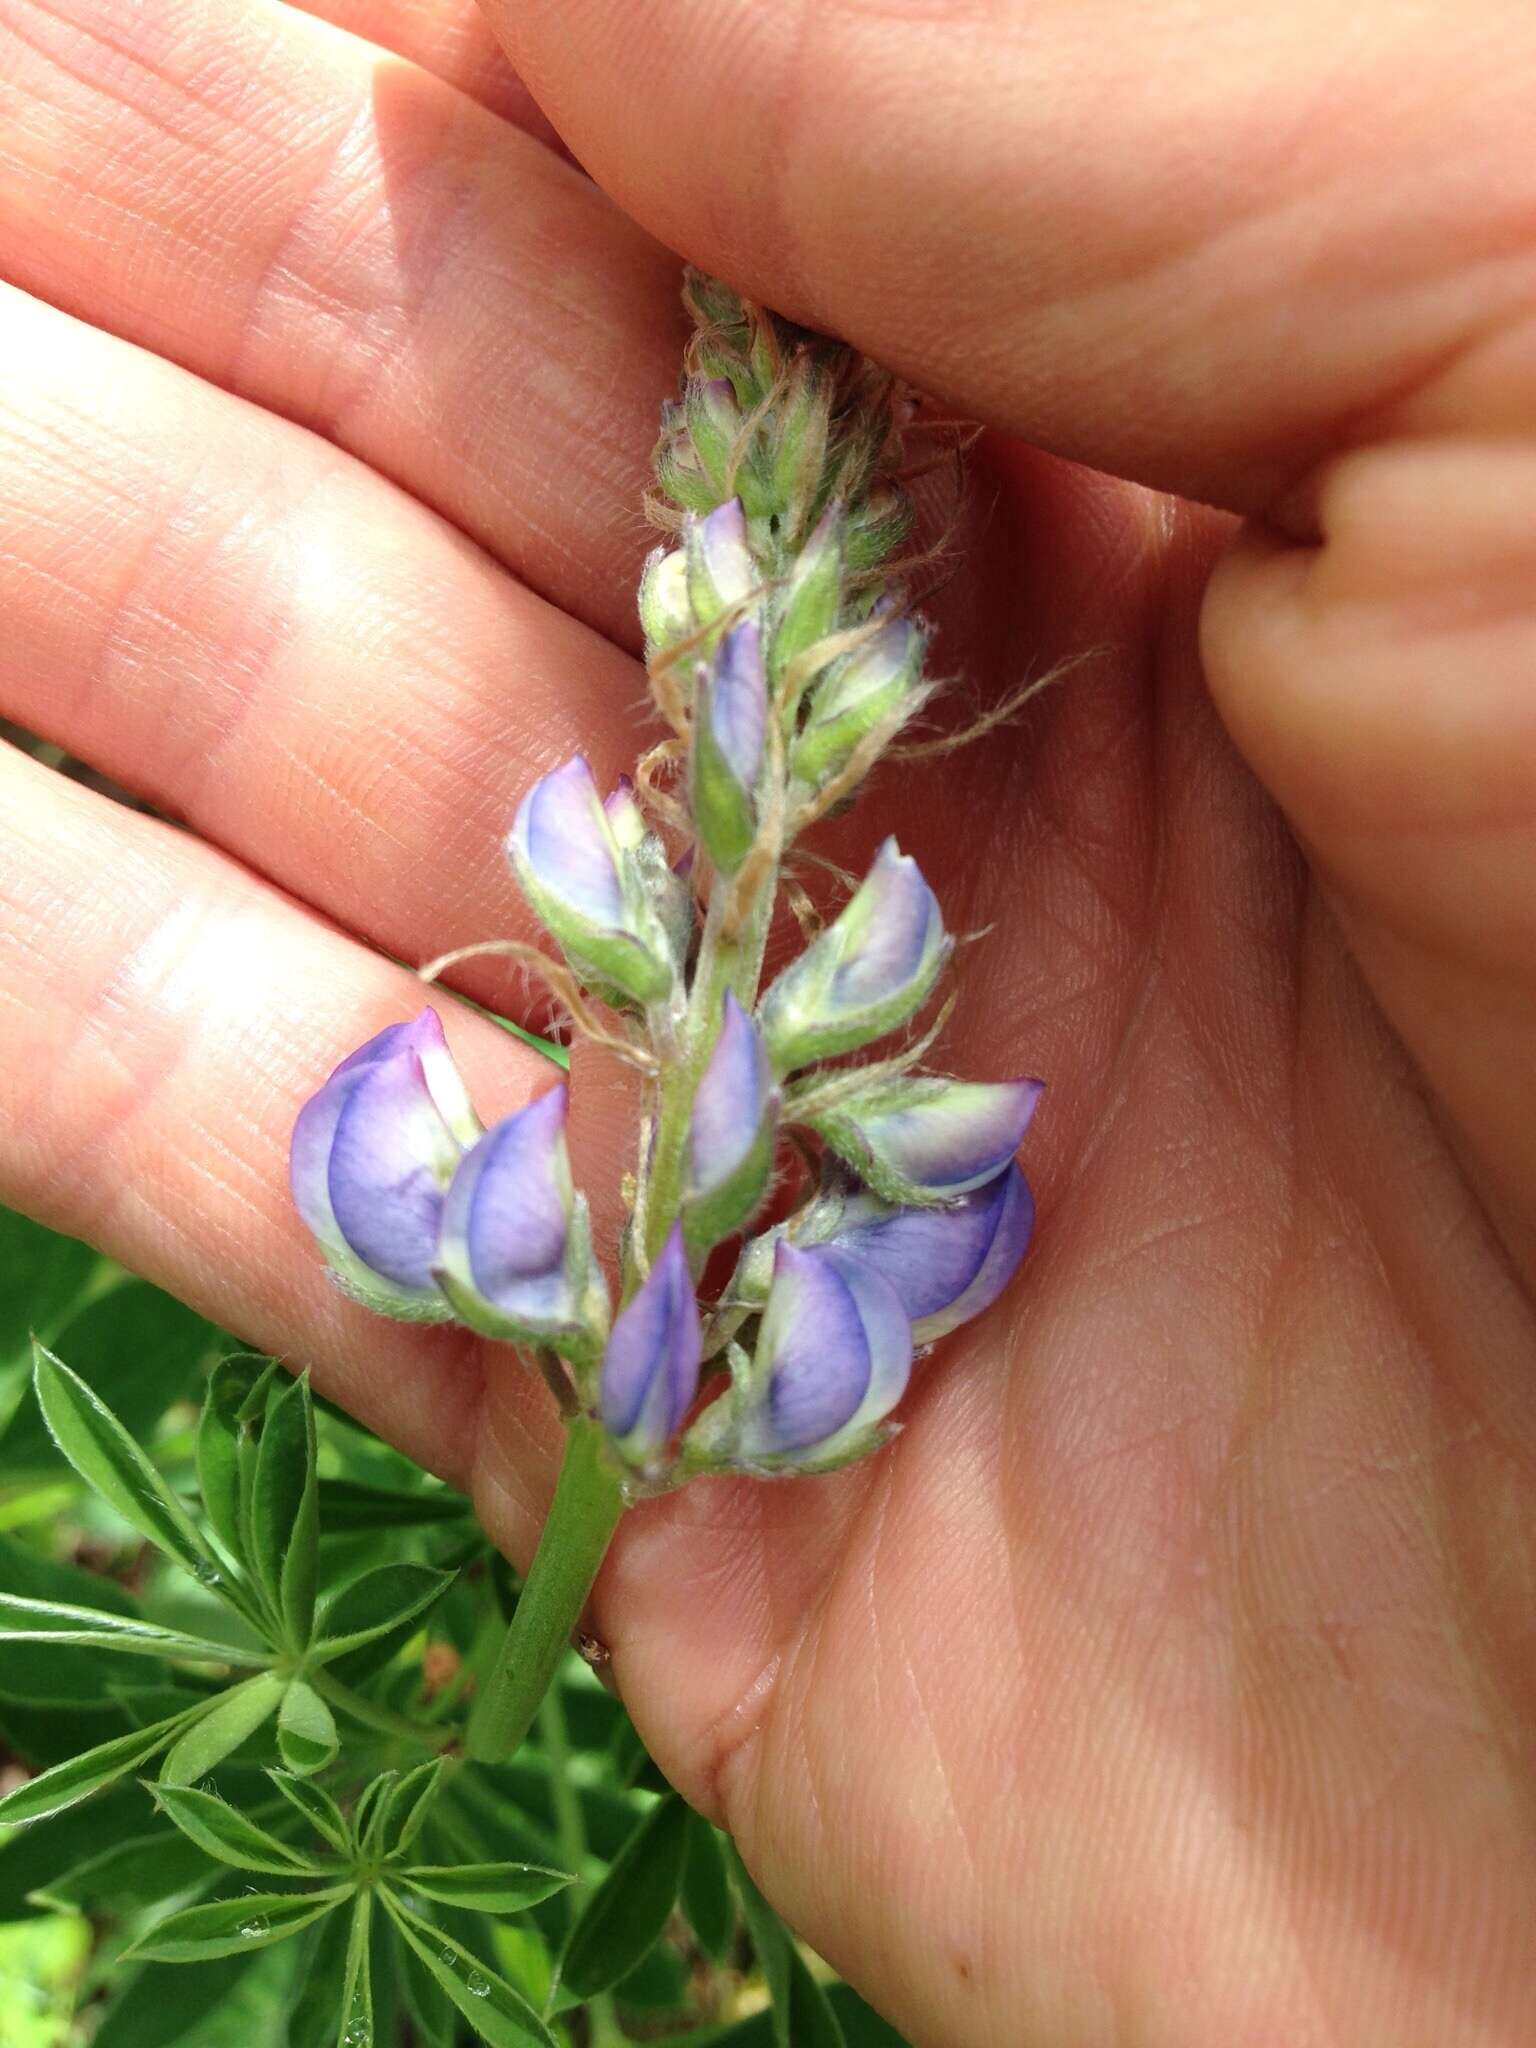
[482,0,1536,516]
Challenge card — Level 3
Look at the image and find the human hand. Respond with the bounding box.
[4,0,1535,2041]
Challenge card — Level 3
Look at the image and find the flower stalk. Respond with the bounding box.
[292,270,1044,1763]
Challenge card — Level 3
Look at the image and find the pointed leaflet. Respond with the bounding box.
[0,1593,267,1666]
[380,1888,557,2048]
[396,1863,573,1913]
[681,1812,735,1961]
[125,1885,352,1962]
[728,1843,846,2048]
[337,1888,375,2048]
[312,1561,455,1670]
[30,1823,215,1916]
[285,1904,357,2048]
[266,1769,350,1856]
[0,1707,196,1827]
[396,1924,460,2048]
[376,1756,447,1859]
[276,1678,338,1776]
[150,1783,320,1876]
[559,1793,691,2001]
[31,1341,217,1584]
[195,1353,273,1567]
[251,1372,319,1649]
[160,1669,286,1786]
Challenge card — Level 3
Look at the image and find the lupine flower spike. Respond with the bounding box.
[292,270,1042,1509]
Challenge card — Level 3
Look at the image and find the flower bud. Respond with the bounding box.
[766,358,832,541]
[637,547,692,654]
[507,756,675,1007]
[599,1224,702,1469]
[691,618,767,873]
[846,481,913,572]
[703,1242,912,1470]
[685,377,744,494]
[806,1075,1042,1204]
[433,1085,604,1353]
[290,1009,479,1320]
[769,500,844,704]
[825,1163,1035,1343]
[654,402,718,514]
[757,838,948,1071]
[791,614,927,788]
[683,993,778,1253]
[685,499,756,625]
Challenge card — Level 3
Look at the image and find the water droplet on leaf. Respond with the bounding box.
[466,1973,490,1999]
[238,1915,270,1939]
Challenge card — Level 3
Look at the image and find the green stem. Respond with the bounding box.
[464,1416,625,1763]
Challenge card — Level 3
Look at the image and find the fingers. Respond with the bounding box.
[1204,425,1536,1280]
[287,0,569,139]
[0,0,682,645]
[0,735,560,1487]
[0,281,640,1009]
[489,0,1536,512]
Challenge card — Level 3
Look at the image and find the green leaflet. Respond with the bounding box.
[150,1783,322,1876]
[125,1884,352,1963]
[275,1677,338,1776]
[559,1792,690,2001]
[380,1888,556,2048]
[160,1669,286,1786]
[0,1706,194,1826]
[396,1862,573,1915]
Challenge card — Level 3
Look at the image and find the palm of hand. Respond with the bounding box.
[2,3,1534,2045]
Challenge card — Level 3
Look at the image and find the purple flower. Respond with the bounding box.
[758,838,948,1070]
[507,756,673,1005]
[599,1225,703,1468]
[735,1242,912,1466]
[434,1085,590,1345]
[691,619,767,872]
[684,993,778,1249]
[829,1163,1035,1343]
[290,1009,479,1320]
[808,1077,1043,1201]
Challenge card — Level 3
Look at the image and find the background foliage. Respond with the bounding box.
[0,1201,910,2046]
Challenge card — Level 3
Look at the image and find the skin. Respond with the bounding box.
[2,0,1535,2039]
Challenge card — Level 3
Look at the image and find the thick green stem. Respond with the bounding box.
[464,1416,625,1762]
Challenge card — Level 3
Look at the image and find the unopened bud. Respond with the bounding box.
[638,548,692,654]
[758,838,948,1071]
[685,499,756,625]
[791,614,926,788]
[807,1076,1041,1205]
[683,993,778,1253]
[599,1224,702,1470]
[691,618,767,874]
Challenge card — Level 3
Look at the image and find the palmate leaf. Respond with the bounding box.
[0,1592,268,1666]
[125,1884,352,1963]
[559,1792,690,2001]
[160,1669,286,1786]
[150,1783,325,1876]
[0,1706,196,1826]
[380,1889,557,2048]
[376,1756,446,1859]
[397,1862,573,1914]
[30,1342,217,1585]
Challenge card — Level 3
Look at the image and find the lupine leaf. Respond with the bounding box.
[4,1283,216,1470]
[311,1562,455,1665]
[91,1954,271,2048]
[559,1792,690,2000]
[353,1770,397,1858]
[398,1862,574,1914]
[336,1887,375,2048]
[150,1783,321,1875]
[0,1707,193,1825]
[315,1477,473,1530]
[728,1844,845,2048]
[30,1342,216,1582]
[0,1208,101,1368]
[0,1592,267,1665]
[196,1354,272,1567]
[615,1939,692,2014]
[251,1373,319,1649]
[380,1889,556,2048]
[0,1784,142,1919]
[285,1905,355,2048]
[266,1768,350,1855]
[29,1824,215,1915]
[682,1810,735,1961]
[125,1884,352,1962]
[396,1919,460,2048]
[160,1670,285,1786]
[377,1755,447,1859]
[276,1677,338,1776]
[0,1529,141,1708]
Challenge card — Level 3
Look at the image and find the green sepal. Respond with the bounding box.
[690,679,757,876]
